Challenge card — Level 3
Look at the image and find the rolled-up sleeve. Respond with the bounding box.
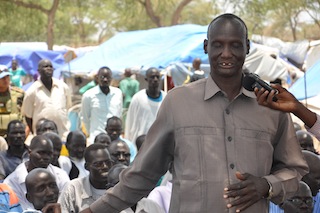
[90,94,175,213]
[264,112,309,204]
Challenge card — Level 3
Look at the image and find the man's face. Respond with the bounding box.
[38,60,53,80]
[67,134,86,159]
[29,140,53,169]
[98,69,112,88]
[11,61,18,70]
[36,121,58,135]
[0,75,10,91]
[281,183,314,213]
[108,142,130,166]
[106,120,122,142]
[86,148,112,183]
[27,172,59,210]
[146,69,160,89]
[7,122,26,147]
[95,134,111,148]
[204,18,249,79]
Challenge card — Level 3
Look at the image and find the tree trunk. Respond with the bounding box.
[47,0,60,50]
[171,0,193,25]
[138,0,162,27]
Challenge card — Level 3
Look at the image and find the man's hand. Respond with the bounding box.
[42,203,61,213]
[224,172,269,212]
[79,208,93,213]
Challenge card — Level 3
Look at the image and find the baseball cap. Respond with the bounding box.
[0,65,11,79]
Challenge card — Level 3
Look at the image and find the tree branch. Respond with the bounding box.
[171,0,193,25]
[0,0,49,14]
[138,0,162,27]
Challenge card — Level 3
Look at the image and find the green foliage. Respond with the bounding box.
[0,0,320,46]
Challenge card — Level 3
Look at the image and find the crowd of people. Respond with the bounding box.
[0,13,319,213]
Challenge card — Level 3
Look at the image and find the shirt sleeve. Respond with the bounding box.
[81,94,91,135]
[58,181,77,213]
[21,89,35,118]
[263,112,309,204]
[90,94,175,213]
[305,113,320,142]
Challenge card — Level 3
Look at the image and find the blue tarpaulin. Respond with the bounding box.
[57,24,209,78]
[0,45,66,78]
[289,60,320,100]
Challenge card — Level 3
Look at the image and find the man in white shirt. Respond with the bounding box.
[22,59,72,141]
[81,67,123,144]
[125,67,166,144]
[4,135,70,210]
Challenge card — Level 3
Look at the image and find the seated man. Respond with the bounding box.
[94,133,111,148]
[58,144,113,212]
[0,120,29,180]
[4,135,69,210]
[108,141,131,166]
[105,116,136,163]
[280,181,314,213]
[59,130,88,179]
[296,130,316,153]
[0,183,23,212]
[25,168,61,213]
[42,132,62,168]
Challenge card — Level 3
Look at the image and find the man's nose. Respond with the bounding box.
[221,46,232,58]
[118,153,125,161]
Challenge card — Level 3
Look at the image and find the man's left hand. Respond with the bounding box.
[224,171,269,212]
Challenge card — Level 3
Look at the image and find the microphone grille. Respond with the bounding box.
[242,75,256,91]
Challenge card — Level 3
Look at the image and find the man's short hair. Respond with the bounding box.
[84,143,110,163]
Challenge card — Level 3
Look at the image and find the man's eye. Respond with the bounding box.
[232,43,242,48]
[212,42,221,48]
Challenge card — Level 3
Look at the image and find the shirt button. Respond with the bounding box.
[230,163,235,169]
[226,109,230,114]
[228,136,232,142]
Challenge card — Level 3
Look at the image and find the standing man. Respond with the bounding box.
[125,67,166,144]
[9,59,28,88]
[0,65,24,137]
[80,14,308,213]
[119,68,140,110]
[190,58,206,82]
[22,59,72,141]
[81,66,123,144]
[119,68,140,132]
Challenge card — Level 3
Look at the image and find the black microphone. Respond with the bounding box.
[243,73,278,102]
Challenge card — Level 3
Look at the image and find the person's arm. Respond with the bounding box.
[84,93,175,213]
[80,95,91,135]
[255,84,317,128]
[25,117,33,134]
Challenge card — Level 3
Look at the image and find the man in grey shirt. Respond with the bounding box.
[81,13,308,213]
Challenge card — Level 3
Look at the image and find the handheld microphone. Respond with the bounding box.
[242,73,278,102]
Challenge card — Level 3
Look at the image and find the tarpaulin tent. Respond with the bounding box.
[289,60,320,100]
[0,45,66,78]
[57,24,209,79]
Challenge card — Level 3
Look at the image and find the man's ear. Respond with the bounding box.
[246,39,250,54]
[203,39,208,54]
[26,192,32,203]
[84,162,89,171]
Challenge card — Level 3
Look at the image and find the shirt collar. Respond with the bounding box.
[39,78,59,88]
[81,176,93,199]
[204,75,257,101]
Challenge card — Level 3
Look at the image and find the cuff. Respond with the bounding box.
[305,113,320,137]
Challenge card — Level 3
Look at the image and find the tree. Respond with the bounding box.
[0,0,60,50]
